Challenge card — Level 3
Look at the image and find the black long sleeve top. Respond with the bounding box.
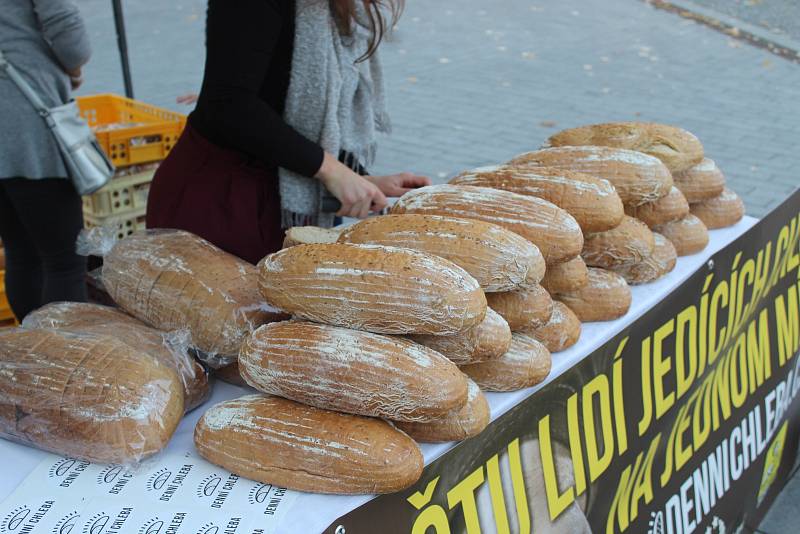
[189,0,325,178]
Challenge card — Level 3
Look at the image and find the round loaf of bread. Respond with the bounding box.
[214,362,249,388]
[338,214,545,292]
[395,379,490,443]
[653,214,710,256]
[239,321,468,422]
[390,185,583,264]
[194,394,424,494]
[690,187,745,229]
[410,308,511,365]
[530,301,582,353]
[449,165,624,232]
[625,186,690,228]
[283,226,343,248]
[0,328,184,464]
[555,268,632,322]
[582,216,655,268]
[259,243,487,335]
[545,122,704,173]
[540,256,589,294]
[673,158,726,203]
[486,285,553,333]
[460,334,552,392]
[509,146,673,206]
[611,233,678,285]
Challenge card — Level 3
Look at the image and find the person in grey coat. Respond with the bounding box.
[0,0,91,319]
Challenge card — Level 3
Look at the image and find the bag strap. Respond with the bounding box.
[0,49,52,116]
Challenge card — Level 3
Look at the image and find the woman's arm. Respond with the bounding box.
[32,0,91,73]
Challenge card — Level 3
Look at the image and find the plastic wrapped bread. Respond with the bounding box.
[582,216,655,268]
[530,301,582,352]
[258,243,487,335]
[690,187,745,229]
[611,233,678,285]
[239,321,468,422]
[410,307,511,365]
[555,268,632,322]
[673,158,726,203]
[461,334,552,392]
[0,328,184,464]
[282,226,343,248]
[625,186,690,228]
[390,185,583,264]
[450,165,624,232]
[23,302,210,412]
[540,256,589,294]
[653,214,710,256]
[509,146,673,206]
[195,394,424,494]
[338,214,546,291]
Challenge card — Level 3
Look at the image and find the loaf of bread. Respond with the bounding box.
[509,147,673,206]
[23,302,210,412]
[259,243,487,335]
[653,214,710,256]
[545,122,704,173]
[338,214,545,292]
[394,379,490,443]
[582,216,655,268]
[540,256,589,294]
[460,334,552,391]
[194,394,424,494]
[611,233,678,285]
[0,328,184,464]
[390,185,583,264]
[102,230,287,368]
[555,268,632,322]
[283,226,343,248]
[690,187,745,229]
[214,362,249,387]
[673,158,725,203]
[486,285,553,333]
[239,321,468,422]
[625,186,690,228]
[530,301,582,352]
[449,165,624,232]
[410,307,511,365]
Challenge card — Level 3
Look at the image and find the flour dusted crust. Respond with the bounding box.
[625,186,690,228]
[460,334,552,392]
[486,285,554,333]
[0,328,184,464]
[690,187,745,229]
[555,268,632,322]
[545,122,704,173]
[540,256,589,294]
[450,165,624,232]
[530,301,582,352]
[194,394,424,494]
[653,214,710,256]
[259,243,487,335]
[673,158,726,203]
[611,233,678,285]
[410,308,511,365]
[582,216,655,268]
[102,230,287,368]
[509,146,673,206]
[390,185,583,264]
[282,226,343,248]
[338,214,545,292]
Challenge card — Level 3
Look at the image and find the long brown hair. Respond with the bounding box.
[330,0,404,62]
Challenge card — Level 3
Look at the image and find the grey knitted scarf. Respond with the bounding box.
[280,0,391,228]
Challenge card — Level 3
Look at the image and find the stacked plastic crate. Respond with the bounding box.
[0,242,10,324]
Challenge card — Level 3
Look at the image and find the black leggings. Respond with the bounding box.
[0,178,87,320]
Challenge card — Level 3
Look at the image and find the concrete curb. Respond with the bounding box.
[645,0,800,64]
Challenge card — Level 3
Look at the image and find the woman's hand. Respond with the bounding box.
[66,67,83,90]
[368,173,431,197]
[316,152,387,218]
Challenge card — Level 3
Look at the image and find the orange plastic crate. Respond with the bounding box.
[76,94,186,168]
[0,271,14,323]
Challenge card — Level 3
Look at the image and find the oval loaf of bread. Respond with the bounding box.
[390,185,583,264]
[395,379,490,443]
[540,256,589,294]
[338,214,545,292]
[530,301,582,353]
[410,308,511,365]
[461,334,552,392]
[582,216,655,268]
[283,226,343,248]
[214,362,249,388]
[259,243,487,335]
[239,321,468,422]
[611,233,678,285]
[653,214,709,256]
[486,285,554,333]
[194,394,424,494]
[23,302,209,412]
[625,186,690,228]
[545,122,704,173]
[690,187,745,229]
[509,146,673,206]
[102,230,286,368]
[449,165,624,232]
[556,268,632,322]
[0,328,184,464]
[673,158,726,203]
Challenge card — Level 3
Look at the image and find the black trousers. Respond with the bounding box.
[0,178,87,320]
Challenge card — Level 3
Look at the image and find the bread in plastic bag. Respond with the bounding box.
[0,328,184,465]
[23,302,211,412]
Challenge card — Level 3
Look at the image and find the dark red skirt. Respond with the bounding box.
[146,124,284,265]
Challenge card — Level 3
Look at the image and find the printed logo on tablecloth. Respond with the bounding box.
[95,465,135,496]
[1,501,56,533]
[1,506,30,532]
[51,510,79,534]
[195,474,239,509]
[46,458,91,488]
[147,469,173,492]
[81,511,111,534]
